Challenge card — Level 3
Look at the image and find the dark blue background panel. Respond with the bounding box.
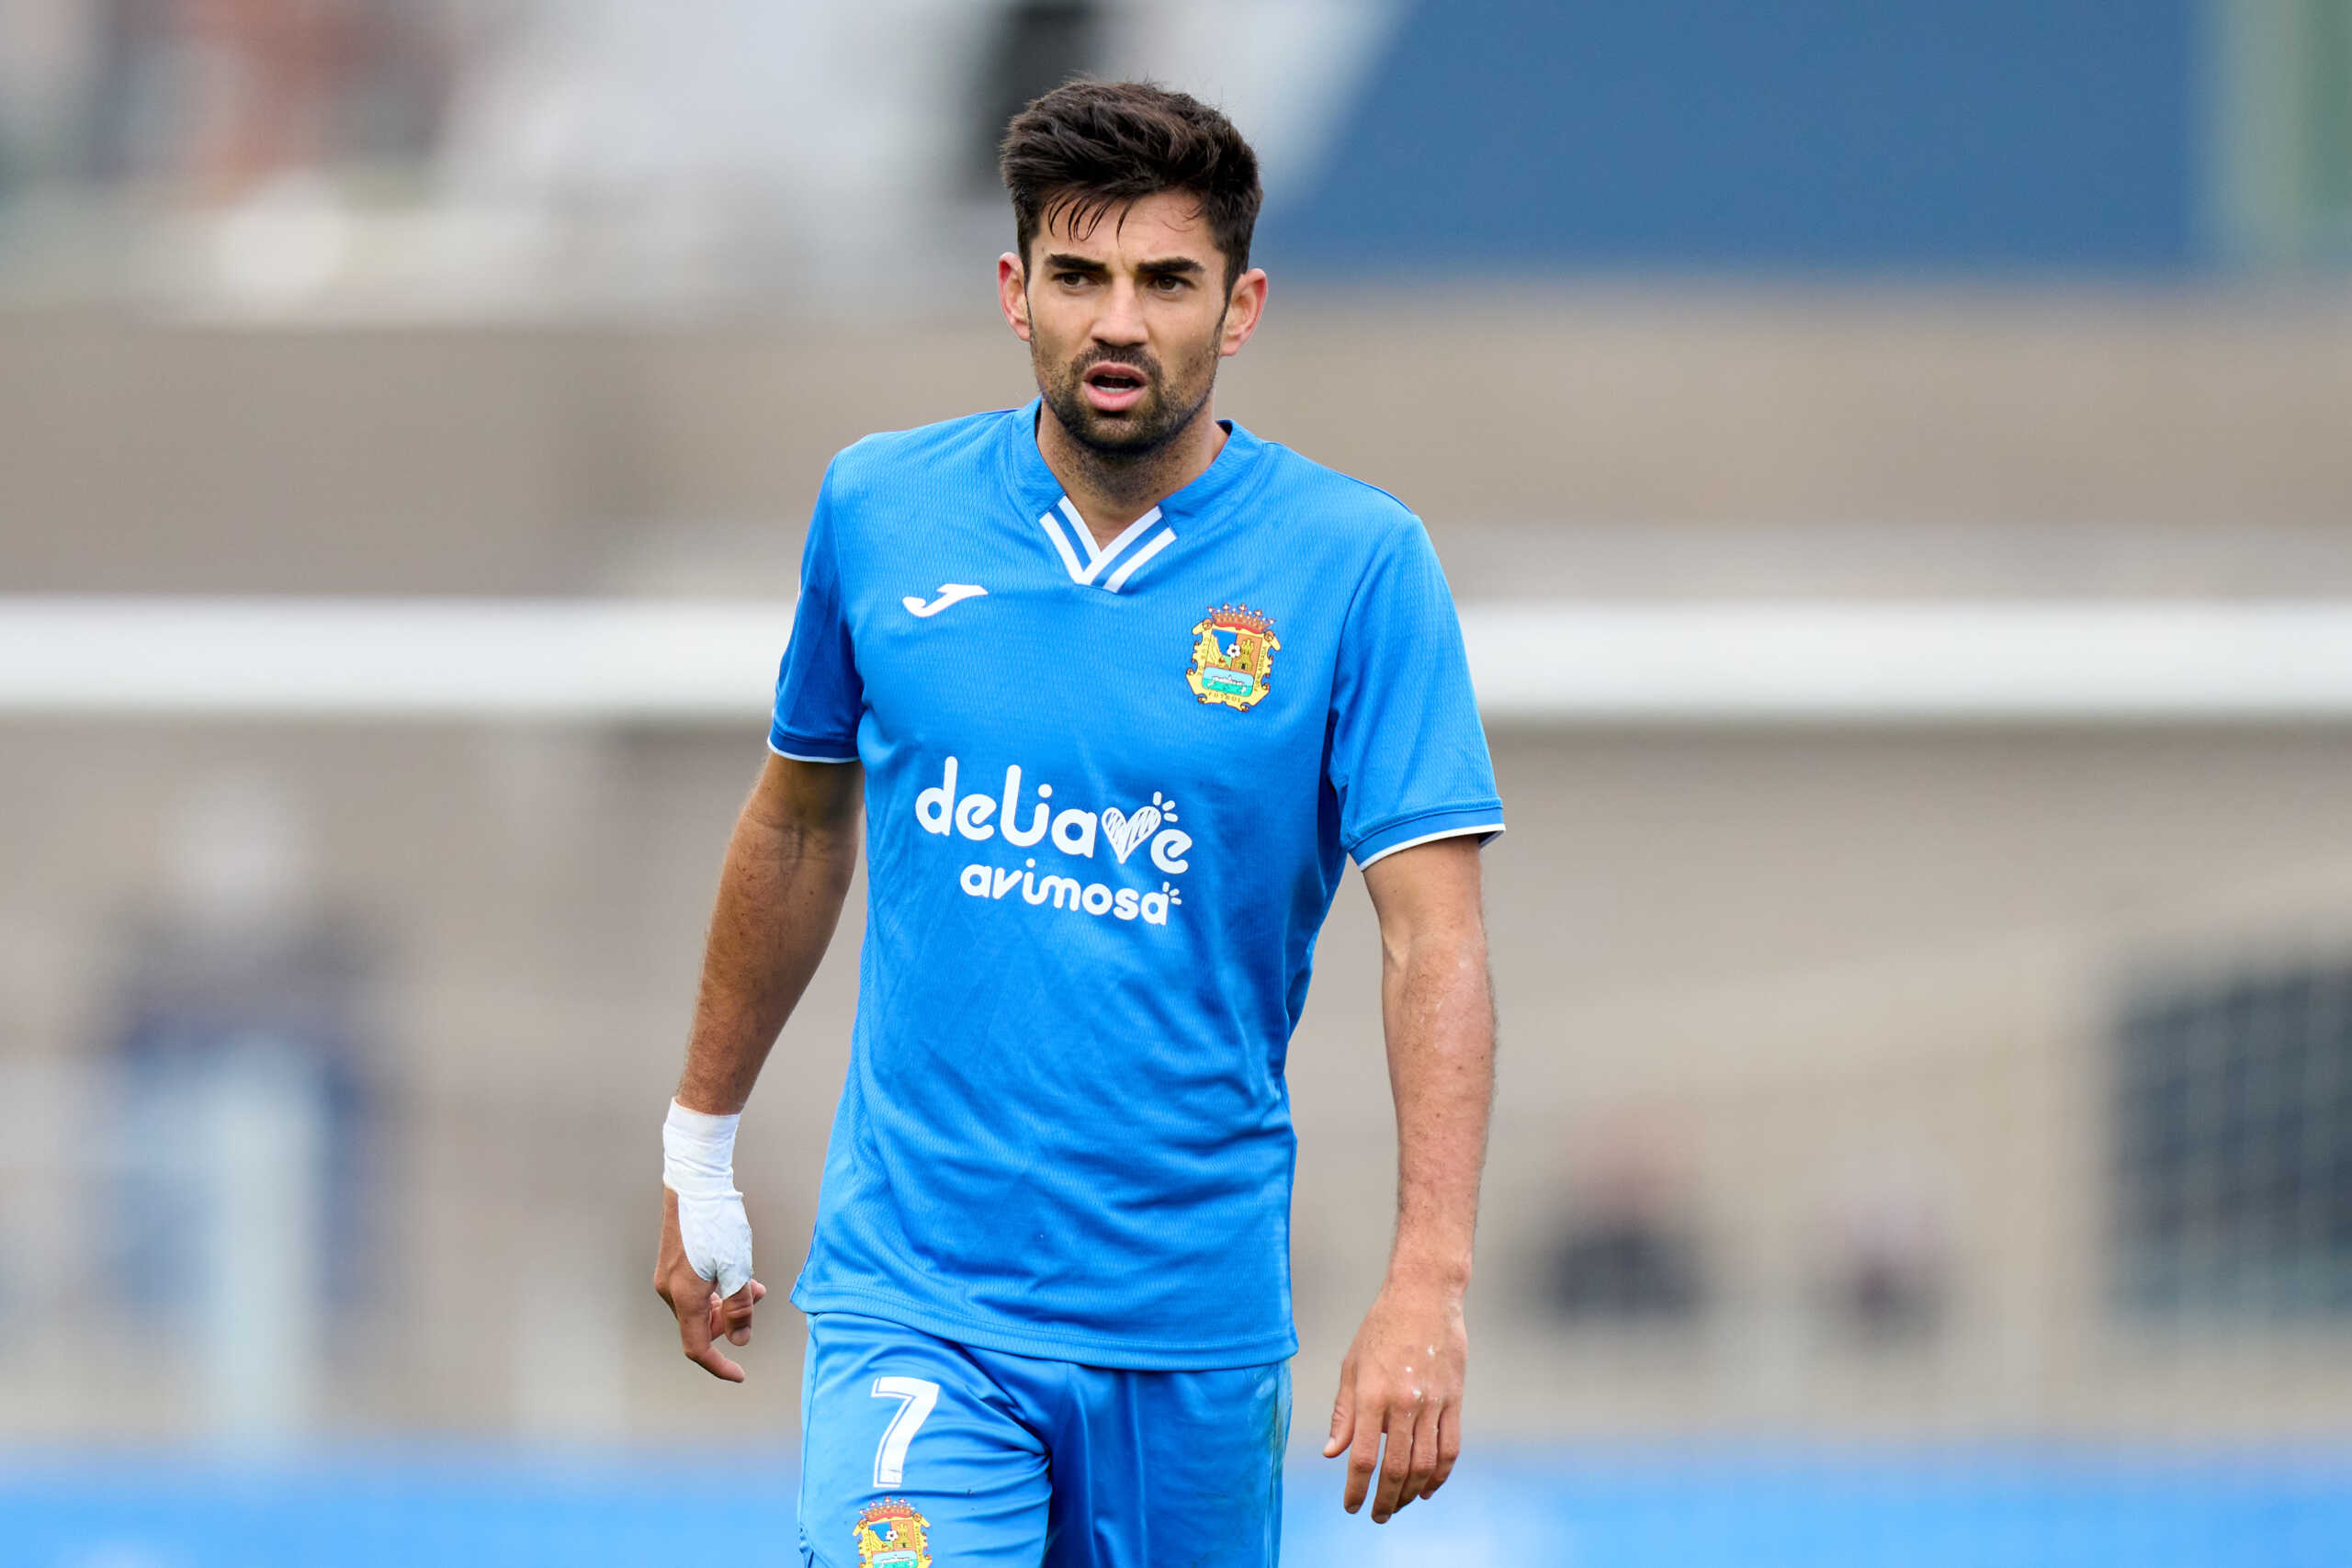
[1264,0,2199,274]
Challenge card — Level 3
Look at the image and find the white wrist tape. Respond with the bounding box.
[662,1100,753,1298]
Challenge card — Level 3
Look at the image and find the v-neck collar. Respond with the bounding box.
[1000,399,1264,595]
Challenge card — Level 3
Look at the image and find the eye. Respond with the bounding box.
[1057,270,1092,287]
[1151,275,1189,293]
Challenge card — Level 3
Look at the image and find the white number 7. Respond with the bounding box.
[870,1376,940,1487]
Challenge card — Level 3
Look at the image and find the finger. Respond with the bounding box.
[1370,1401,1419,1524]
[686,1340,746,1382]
[719,1278,762,1346]
[1342,1390,1382,1514]
[702,1287,755,1349]
[1402,1393,1442,1505]
[1425,1400,1463,1498]
[1323,1355,1358,1460]
[675,1279,744,1382]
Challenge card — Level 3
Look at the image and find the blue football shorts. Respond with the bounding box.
[797,1310,1290,1567]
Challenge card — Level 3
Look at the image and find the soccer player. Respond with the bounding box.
[653,81,1502,1566]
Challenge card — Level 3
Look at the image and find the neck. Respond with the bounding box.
[1036,398,1227,547]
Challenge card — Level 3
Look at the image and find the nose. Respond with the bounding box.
[1091,277,1149,347]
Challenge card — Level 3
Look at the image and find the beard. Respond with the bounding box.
[1034,322,1222,460]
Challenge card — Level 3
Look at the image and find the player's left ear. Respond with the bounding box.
[1218,267,1268,359]
[998,253,1033,342]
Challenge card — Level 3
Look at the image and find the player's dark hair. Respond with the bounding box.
[999,80,1262,292]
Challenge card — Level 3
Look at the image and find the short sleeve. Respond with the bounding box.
[768,468,864,761]
[1328,517,1504,867]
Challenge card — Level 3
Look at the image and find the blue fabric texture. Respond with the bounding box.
[797,1311,1289,1568]
[775,401,1501,1368]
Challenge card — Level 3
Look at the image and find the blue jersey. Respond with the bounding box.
[773,401,1501,1369]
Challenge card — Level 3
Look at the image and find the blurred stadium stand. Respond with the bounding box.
[1,2,2349,1562]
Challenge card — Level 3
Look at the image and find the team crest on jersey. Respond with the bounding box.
[1185,604,1280,711]
[854,1499,932,1568]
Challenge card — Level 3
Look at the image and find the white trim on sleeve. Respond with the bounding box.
[768,740,859,763]
[1355,820,1506,869]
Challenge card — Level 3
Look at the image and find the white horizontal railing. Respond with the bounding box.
[6,596,2352,725]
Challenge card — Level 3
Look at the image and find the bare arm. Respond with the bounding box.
[676,752,864,1113]
[655,752,862,1381]
[1325,836,1496,1521]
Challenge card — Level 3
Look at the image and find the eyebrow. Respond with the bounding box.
[1041,253,1205,276]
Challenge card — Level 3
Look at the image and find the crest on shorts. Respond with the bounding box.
[1185,604,1280,711]
[854,1499,932,1568]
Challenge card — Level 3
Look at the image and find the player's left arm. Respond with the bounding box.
[1327,834,1496,1523]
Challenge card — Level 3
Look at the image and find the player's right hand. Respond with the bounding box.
[654,1186,765,1382]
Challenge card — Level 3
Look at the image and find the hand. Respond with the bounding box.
[1323,1275,1467,1522]
[653,1186,765,1382]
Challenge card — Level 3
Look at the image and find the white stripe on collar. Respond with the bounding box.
[1102,526,1178,592]
[1036,498,1177,593]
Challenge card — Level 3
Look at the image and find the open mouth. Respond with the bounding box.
[1080,362,1150,412]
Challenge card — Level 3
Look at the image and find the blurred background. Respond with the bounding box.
[4,0,2352,1562]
